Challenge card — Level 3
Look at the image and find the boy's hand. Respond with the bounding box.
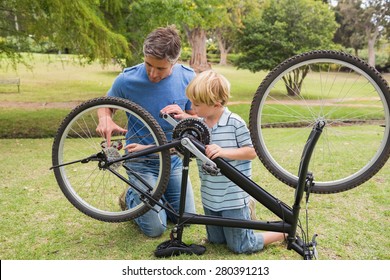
[124,143,150,153]
[205,144,224,160]
[161,104,193,120]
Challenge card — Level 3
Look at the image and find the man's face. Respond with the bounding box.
[144,56,174,83]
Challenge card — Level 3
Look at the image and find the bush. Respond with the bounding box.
[180,47,192,62]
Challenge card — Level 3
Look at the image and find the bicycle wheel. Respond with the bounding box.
[52,97,171,222]
[250,50,390,193]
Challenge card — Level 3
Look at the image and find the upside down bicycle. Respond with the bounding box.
[51,50,390,259]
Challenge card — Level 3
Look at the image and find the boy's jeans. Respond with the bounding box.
[203,206,264,254]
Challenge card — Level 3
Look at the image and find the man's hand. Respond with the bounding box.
[96,112,127,146]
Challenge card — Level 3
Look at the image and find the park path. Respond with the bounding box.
[0,101,82,109]
[0,97,382,109]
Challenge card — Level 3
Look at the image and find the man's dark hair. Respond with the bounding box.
[143,25,181,63]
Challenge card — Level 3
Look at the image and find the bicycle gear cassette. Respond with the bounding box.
[172,118,210,157]
[100,140,123,170]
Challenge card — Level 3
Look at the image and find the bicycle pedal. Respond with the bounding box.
[202,162,220,175]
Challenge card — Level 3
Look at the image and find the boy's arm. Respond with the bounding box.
[205,144,256,161]
[160,104,198,120]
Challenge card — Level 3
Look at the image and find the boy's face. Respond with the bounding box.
[144,56,174,83]
[190,102,216,118]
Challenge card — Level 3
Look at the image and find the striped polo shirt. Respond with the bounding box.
[197,107,252,212]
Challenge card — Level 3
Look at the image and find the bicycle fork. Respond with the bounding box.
[288,120,325,259]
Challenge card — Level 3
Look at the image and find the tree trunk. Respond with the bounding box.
[215,31,231,66]
[185,27,211,73]
[282,68,309,96]
[219,51,228,66]
[354,48,359,57]
[367,37,376,67]
[366,24,379,67]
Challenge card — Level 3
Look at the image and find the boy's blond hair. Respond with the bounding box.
[186,70,230,106]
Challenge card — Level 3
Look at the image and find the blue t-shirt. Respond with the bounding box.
[107,63,195,144]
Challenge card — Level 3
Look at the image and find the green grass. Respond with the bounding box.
[0,108,70,138]
[0,54,266,103]
[0,53,120,102]
[0,138,389,260]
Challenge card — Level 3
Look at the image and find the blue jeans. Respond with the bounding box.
[125,155,196,237]
[203,206,264,254]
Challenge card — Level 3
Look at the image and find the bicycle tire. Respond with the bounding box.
[250,50,390,193]
[52,96,171,222]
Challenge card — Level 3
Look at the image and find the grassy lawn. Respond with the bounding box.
[1,54,389,260]
[0,54,121,102]
[0,138,389,260]
[0,54,266,103]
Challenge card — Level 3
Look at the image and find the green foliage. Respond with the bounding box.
[227,53,240,64]
[125,0,232,67]
[358,48,390,68]
[207,53,220,64]
[235,0,339,72]
[333,0,366,52]
[180,47,192,62]
[0,0,131,68]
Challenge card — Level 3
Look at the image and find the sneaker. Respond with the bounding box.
[119,188,128,211]
[249,197,257,220]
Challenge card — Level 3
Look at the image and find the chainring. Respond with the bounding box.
[172,118,210,157]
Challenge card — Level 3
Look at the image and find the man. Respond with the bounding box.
[96,26,196,237]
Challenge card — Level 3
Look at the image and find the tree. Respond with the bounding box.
[172,0,227,72]
[360,0,390,66]
[0,0,131,68]
[236,0,338,96]
[124,0,174,65]
[126,0,226,72]
[212,0,263,65]
[333,0,366,56]
[333,0,390,66]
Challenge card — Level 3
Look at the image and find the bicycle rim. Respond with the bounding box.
[52,97,171,222]
[250,50,390,193]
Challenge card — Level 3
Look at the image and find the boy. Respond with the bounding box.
[186,70,286,253]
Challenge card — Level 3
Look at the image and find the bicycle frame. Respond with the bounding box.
[105,119,325,259]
